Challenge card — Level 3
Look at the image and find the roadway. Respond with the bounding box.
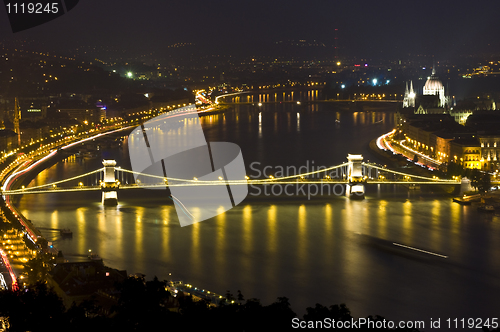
[376,130,441,170]
[0,249,18,291]
[0,103,227,290]
[0,113,162,289]
[217,99,401,105]
[2,172,459,197]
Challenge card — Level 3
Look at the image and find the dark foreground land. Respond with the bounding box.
[0,276,436,332]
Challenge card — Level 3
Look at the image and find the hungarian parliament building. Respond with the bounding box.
[398,67,500,172]
[403,68,449,109]
[402,68,495,125]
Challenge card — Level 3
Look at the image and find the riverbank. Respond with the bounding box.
[0,104,238,288]
[369,138,401,168]
[15,103,500,325]
[368,136,458,196]
[199,104,232,115]
[0,125,140,284]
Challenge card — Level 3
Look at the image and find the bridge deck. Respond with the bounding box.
[218,99,401,105]
[2,179,460,195]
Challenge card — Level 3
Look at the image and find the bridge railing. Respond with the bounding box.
[1,161,461,196]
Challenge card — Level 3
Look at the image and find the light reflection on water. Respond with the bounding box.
[17,103,500,323]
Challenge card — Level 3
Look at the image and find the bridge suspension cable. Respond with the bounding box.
[250,162,349,183]
[2,161,458,196]
[4,168,104,194]
[120,162,350,184]
[362,163,457,183]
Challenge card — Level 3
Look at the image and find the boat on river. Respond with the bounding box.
[453,197,471,205]
[60,229,72,237]
[478,205,495,212]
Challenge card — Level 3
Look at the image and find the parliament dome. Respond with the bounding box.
[422,68,447,108]
[424,76,444,92]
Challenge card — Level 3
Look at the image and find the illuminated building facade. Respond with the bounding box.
[480,136,500,171]
[403,81,415,108]
[422,68,447,108]
[57,107,105,124]
[450,138,482,170]
[403,67,450,113]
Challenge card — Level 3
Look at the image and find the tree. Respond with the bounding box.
[303,303,331,321]
[225,290,234,303]
[478,172,492,193]
[24,256,48,285]
[111,275,176,331]
[237,290,244,304]
[264,297,297,330]
[470,169,482,190]
[0,282,66,331]
[468,169,492,193]
[303,303,352,321]
[446,161,464,178]
[0,279,428,331]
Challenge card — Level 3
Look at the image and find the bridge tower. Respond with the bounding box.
[460,177,472,195]
[346,154,365,199]
[101,160,119,206]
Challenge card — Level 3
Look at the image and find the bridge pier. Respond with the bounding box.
[460,177,472,195]
[101,160,119,206]
[346,154,365,199]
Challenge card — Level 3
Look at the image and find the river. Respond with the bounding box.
[17,94,500,328]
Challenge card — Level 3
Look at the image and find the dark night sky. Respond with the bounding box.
[0,0,499,59]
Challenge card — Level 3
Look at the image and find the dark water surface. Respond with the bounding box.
[18,98,500,327]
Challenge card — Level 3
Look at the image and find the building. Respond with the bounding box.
[401,114,461,159]
[449,137,482,169]
[21,101,47,121]
[0,129,17,153]
[403,67,450,114]
[403,81,415,108]
[479,136,500,171]
[399,111,500,171]
[46,260,127,310]
[447,98,497,125]
[54,99,106,125]
[422,68,447,108]
[449,109,474,125]
[433,130,455,163]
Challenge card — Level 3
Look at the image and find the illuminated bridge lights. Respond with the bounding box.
[1,159,459,197]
